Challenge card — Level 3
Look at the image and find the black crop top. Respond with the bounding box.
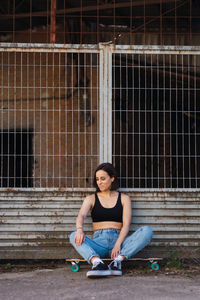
[91,192,123,223]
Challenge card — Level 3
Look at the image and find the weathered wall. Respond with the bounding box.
[0,190,200,259]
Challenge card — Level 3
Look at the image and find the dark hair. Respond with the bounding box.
[93,162,119,192]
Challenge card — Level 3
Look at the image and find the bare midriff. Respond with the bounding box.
[93,221,122,231]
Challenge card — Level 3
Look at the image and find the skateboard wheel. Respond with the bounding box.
[151,262,159,271]
[71,264,80,272]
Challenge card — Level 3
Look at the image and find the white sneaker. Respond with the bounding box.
[108,260,122,276]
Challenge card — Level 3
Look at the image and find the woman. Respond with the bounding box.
[70,162,153,278]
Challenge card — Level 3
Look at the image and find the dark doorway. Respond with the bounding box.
[0,129,34,187]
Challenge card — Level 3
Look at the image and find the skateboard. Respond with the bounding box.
[66,257,163,272]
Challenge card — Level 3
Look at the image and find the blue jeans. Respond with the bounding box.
[70,226,153,264]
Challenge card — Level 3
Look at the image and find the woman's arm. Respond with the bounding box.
[111,193,132,259]
[74,195,94,246]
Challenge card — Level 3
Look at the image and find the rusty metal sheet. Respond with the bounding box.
[0,190,200,259]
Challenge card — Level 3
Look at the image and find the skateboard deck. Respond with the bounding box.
[66,257,163,272]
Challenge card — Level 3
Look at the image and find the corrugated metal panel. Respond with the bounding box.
[0,190,200,259]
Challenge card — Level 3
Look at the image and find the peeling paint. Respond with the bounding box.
[0,190,200,259]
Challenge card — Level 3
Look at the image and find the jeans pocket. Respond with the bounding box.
[93,230,101,239]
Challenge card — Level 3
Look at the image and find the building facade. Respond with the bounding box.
[0,0,200,259]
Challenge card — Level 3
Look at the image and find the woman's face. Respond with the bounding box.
[96,170,114,192]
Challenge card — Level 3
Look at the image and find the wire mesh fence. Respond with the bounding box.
[1,44,200,189]
[112,48,200,188]
[0,0,199,46]
[0,46,99,188]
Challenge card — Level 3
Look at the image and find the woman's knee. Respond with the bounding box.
[141,226,153,240]
[69,231,76,245]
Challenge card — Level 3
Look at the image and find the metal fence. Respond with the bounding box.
[0,0,199,46]
[112,46,200,188]
[0,43,200,189]
[0,44,100,188]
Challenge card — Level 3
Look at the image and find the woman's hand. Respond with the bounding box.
[74,229,85,246]
[111,242,121,259]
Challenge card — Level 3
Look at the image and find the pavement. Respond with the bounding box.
[0,265,200,300]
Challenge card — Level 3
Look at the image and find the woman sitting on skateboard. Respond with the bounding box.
[70,162,153,278]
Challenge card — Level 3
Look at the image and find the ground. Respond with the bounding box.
[0,259,200,277]
[0,260,200,300]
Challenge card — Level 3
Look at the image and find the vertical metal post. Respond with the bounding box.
[50,0,56,43]
[99,43,113,164]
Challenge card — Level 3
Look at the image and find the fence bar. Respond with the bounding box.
[99,43,113,163]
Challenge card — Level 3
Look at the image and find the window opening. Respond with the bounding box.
[0,129,34,187]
